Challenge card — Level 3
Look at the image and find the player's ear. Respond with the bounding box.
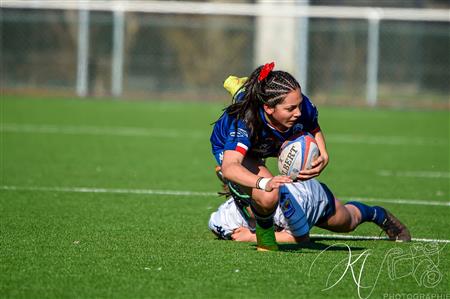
[263,104,275,115]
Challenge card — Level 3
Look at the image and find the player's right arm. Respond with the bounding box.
[221,150,292,192]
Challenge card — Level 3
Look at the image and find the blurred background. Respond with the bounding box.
[1,0,449,108]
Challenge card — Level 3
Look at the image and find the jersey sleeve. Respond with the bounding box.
[300,94,321,134]
[223,119,251,156]
[208,198,248,240]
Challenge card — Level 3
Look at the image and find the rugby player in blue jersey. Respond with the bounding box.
[209,179,411,243]
[210,62,411,250]
[210,62,329,251]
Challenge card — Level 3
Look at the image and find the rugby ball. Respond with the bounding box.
[278,133,319,179]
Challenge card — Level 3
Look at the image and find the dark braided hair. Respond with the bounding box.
[225,64,301,144]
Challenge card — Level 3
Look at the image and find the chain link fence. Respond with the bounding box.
[1,6,448,108]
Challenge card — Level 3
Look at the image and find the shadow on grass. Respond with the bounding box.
[283,242,365,252]
[249,241,366,253]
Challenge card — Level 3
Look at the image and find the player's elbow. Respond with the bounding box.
[221,166,232,181]
[221,162,238,181]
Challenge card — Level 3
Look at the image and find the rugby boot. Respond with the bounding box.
[379,208,411,242]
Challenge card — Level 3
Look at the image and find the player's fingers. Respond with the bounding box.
[297,173,318,181]
[273,175,291,180]
[273,179,291,185]
[270,183,282,189]
[267,179,287,189]
[297,167,321,179]
[269,181,288,189]
[299,164,322,176]
[299,169,314,176]
[310,156,324,167]
[273,175,293,183]
[266,176,292,191]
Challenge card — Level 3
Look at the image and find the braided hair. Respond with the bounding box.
[226,63,301,144]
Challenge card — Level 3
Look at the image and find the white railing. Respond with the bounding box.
[2,0,449,105]
[2,1,449,21]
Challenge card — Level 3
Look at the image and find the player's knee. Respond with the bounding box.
[252,191,278,213]
[332,205,355,232]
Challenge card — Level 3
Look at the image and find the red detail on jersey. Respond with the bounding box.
[235,145,247,156]
[310,126,321,135]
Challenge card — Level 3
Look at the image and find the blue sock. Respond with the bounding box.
[345,201,386,226]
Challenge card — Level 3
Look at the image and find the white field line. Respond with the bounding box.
[325,134,447,146]
[377,170,450,179]
[1,123,448,146]
[342,196,450,207]
[0,185,216,197]
[0,123,205,139]
[1,185,449,207]
[1,185,448,244]
[309,234,450,244]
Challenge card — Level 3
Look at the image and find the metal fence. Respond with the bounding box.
[1,1,449,108]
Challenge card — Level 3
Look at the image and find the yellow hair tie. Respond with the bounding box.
[223,75,248,98]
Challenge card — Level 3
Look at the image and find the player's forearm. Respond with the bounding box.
[233,232,297,243]
[274,231,310,243]
[222,161,264,189]
[231,228,309,244]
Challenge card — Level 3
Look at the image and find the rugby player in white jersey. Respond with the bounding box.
[209,179,411,243]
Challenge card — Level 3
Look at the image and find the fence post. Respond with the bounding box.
[366,9,381,106]
[111,9,125,98]
[76,8,89,97]
[297,0,309,94]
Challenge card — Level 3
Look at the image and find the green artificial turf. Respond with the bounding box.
[1,96,449,299]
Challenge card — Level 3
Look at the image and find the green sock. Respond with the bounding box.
[255,223,278,251]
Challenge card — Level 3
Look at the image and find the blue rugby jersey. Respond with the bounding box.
[210,94,320,161]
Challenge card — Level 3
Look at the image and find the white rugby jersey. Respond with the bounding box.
[208,179,332,239]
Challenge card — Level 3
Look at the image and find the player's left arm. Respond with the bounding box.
[312,130,329,171]
[276,231,310,243]
[297,96,329,180]
[231,227,310,243]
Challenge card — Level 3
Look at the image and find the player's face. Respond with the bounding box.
[264,88,302,131]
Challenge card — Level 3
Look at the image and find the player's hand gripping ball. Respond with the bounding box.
[278,132,320,180]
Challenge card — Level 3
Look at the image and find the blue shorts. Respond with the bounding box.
[316,182,336,225]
